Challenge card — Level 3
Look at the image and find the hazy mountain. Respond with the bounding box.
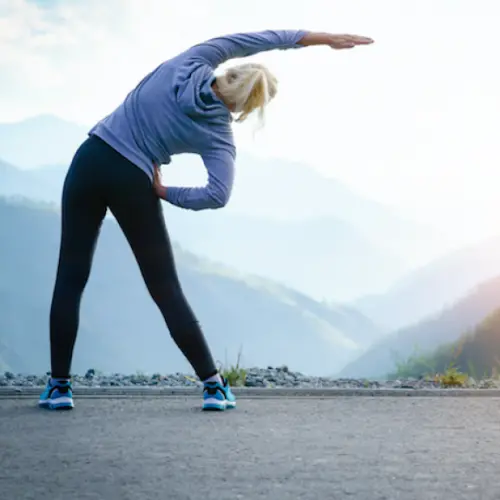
[0,114,88,169]
[0,197,384,376]
[0,158,62,202]
[0,158,408,301]
[0,114,450,302]
[339,275,500,379]
[354,235,500,330]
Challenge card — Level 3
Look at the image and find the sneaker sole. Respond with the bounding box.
[202,397,236,411]
[39,397,74,411]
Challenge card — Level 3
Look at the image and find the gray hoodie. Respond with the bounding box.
[89,29,307,210]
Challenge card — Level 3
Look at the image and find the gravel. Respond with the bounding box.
[1,366,499,389]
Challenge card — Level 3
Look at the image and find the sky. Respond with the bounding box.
[1,0,500,247]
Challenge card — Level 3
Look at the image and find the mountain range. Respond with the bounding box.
[0,114,446,303]
[1,116,498,326]
[0,197,383,375]
[3,115,500,378]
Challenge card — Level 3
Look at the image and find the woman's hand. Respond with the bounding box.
[153,165,167,199]
[298,32,374,50]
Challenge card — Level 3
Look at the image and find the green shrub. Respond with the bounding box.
[219,346,247,387]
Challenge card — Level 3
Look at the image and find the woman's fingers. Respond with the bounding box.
[338,34,374,44]
[347,35,374,44]
[330,34,374,49]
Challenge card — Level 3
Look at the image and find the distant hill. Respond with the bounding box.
[390,307,500,380]
[0,114,88,169]
[338,275,500,379]
[0,197,384,376]
[353,235,500,330]
[0,158,62,203]
[0,115,451,302]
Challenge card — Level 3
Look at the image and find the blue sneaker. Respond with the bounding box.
[202,377,237,411]
[38,378,74,411]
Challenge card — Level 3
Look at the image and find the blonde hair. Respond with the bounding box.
[216,62,278,124]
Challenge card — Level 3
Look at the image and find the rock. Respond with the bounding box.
[245,376,266,388]
[478,379,497,389]
[398,381,417,389]
[466,377,477,388]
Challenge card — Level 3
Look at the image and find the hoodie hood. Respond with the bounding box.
[174,61,232,123]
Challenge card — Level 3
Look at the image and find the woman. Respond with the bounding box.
[39,29,374,412]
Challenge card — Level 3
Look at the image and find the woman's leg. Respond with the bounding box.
[49,138,108,379]
[107,162,219,381]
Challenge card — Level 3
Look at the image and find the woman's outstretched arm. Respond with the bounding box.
[182,29,373,69]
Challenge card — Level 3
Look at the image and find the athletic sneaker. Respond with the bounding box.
[38,378,74,411]
[202,377,237,411]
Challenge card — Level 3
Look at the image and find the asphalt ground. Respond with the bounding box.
[1,393,500,500]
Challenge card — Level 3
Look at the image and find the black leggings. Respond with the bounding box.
[49,134,218,381]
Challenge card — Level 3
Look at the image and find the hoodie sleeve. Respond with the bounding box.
[163,148,235,211]
[183,30,309,69]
